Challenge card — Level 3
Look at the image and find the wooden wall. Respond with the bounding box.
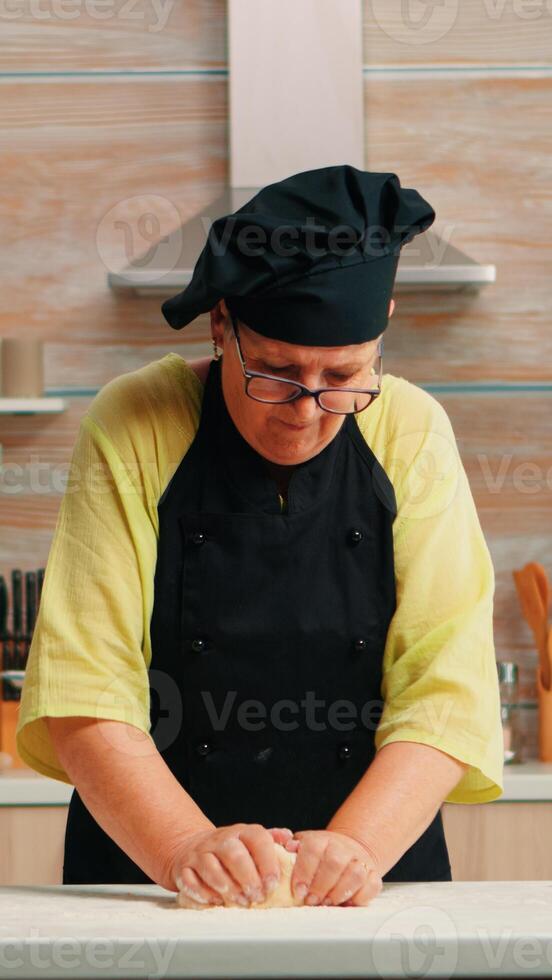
[1,1,550,760]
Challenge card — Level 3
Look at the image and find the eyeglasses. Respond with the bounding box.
[228,313,383,415]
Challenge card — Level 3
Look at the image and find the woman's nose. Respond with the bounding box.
[290,390,322,423]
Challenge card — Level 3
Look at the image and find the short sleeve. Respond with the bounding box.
[373,383,504,803]
[16,414,158,783]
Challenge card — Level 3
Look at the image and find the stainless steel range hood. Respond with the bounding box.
[108,0,495,299]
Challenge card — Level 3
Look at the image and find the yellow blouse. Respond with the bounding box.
[16,354,504,803]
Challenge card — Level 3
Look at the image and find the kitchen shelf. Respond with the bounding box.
[0,397,67,415]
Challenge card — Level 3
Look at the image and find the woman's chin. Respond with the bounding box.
[261,438,319,467]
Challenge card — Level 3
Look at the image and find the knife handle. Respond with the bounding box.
[37,568,45,605]
[0,576,7,639]
[11,570,23,637]
[25,571,37,638]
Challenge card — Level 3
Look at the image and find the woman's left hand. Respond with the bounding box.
[270,829,383,907]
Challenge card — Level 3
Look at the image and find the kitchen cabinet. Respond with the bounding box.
[0,771,69,885]
[0,807,66,885]
[443,801,552,880]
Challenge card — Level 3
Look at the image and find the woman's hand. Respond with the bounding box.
[283,829,383,907]
[167,823,294,907]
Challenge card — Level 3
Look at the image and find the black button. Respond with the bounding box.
[353,637,367,653]
[191,531,206,545]
[191,638,207,653]
[196,741,212,756]
[348,528,363,545]
[338,744,352,760]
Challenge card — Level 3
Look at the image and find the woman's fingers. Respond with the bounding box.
[267,826,294,846]
[210,832,265,902]
[176,865,225,907]
[325,858,382,907]
[230,824,283,899]
[299,842,350,905]
[186,850,250,906]
[192,824,283,904]
[290,836,329,902]
[174,823,290,907]
[343,869,383,907]
[288,829,383,907]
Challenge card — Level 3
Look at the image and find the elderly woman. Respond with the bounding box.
[17,166,503,909]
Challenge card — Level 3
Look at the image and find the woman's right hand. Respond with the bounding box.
[167,823,294,906]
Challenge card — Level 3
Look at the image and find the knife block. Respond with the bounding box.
[536,665,552,762]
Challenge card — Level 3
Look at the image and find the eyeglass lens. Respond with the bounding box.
[246,377,376,413]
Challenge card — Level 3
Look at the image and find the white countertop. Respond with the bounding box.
[1,881,551,978]
[0,770,73,805]
[3,760,552,806]
[501,760,552,801]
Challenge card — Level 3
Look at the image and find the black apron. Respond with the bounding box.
[63,358,451,884]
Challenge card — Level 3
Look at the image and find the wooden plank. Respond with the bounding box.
[2,0,549,72]
[0,0,227,71]
[0,76,228,344]
[363,73,552,381]
[363,0,552,66]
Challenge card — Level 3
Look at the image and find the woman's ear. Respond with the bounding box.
[210,300,226,349]
[389,298,396,317]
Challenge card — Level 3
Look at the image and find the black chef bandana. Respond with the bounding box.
[161,164,435,346]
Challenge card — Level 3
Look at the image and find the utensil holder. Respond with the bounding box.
[536,665,552,761]
[0,337,44,397]
[0,635,29,769]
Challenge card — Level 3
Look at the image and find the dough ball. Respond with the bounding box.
[177,842,303,909]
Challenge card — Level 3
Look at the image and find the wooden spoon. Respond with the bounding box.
[526,562,550,618]
[529,564,551,690]
[513,567,551,690]
[548,626,552,693]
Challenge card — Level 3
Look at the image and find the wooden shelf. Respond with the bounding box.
[0,398,67,415]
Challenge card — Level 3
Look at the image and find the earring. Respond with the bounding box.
[212,338,221,361]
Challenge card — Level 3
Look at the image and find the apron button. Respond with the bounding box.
[196,740,212,756]
[353,637,367,653]
[338,743,352,760]
[348,528,363,545]
[191,531,206,545]
[191,637,208,653]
